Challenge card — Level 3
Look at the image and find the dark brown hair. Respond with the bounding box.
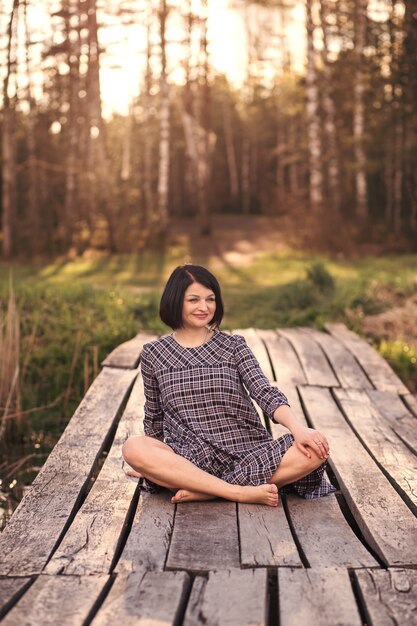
[159,264,224,330]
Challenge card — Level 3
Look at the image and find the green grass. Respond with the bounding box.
[0,249,416,524]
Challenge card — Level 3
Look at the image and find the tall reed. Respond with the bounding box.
[0,275,21,442]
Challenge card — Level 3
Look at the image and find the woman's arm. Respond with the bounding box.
[234,335,329,460]
[140,347,165,441]
[273,404,329,460]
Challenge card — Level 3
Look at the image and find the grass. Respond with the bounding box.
[0,247,416,527]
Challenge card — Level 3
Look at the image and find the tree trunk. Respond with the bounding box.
[320,0,341,213]
[353,0,368,219]
[156,0,170,235]
[221,92,239,207]
[305,0,323,213]
[1,0,19,259]
[143,2,154,223]
[86,0,116,251]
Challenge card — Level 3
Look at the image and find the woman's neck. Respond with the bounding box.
[172,326,213,348]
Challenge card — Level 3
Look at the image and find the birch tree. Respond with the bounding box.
[305,0,323,212]
[353,0,368,219]
[156,0,170,234]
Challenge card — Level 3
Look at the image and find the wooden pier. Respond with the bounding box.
[0,324,416,625]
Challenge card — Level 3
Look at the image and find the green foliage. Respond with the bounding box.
[306,262,335,294]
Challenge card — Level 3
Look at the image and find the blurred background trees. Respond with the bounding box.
[1,0,416,259]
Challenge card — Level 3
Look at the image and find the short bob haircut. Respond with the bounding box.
[160,264,224,330]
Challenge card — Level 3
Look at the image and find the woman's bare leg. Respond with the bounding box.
[122,436,279,507]
[267,443,324,487]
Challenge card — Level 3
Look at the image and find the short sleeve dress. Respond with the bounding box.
[139,331,335,499]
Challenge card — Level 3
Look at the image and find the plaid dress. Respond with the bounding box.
[140,331,335,499]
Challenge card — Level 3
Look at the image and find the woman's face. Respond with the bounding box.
[181,282,216,329]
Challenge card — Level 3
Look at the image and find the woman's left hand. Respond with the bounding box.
[292,426,329,460]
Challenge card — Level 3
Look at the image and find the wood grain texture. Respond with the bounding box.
[367,389,417,455]
[45,374,149,575]
[257,329,307,387]
[278,327,339,387]
[299,385,417,566]
[34,367,137,479]
[115,490,174,575]
[355,568,417,626]
[325,323,409,393]
[165,501,240,572]
[239,501,301,567]
[0,368,137,576]
[0,578,32,619]
[102,331,157,368]
[0,574,110,626]
[301,327,373,389]
[402,393,417,417]
[334,388,417,511]
[44,480,138,575]
[91,570,190,626]
[183,568,268,626]
[278,568,362,626]
[233,328,274,381]
[286,493,378,568]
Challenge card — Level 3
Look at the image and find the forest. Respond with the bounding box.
[1,0,417,258]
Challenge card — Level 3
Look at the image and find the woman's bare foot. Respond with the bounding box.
[237,483,279,507]
[125,468,143,478]
[171,489,218,503]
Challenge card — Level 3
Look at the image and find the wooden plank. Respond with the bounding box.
[102,331,157,369]
[301,327,373,389]
[0,368,137,576]
[232,328,274,381]
[91,570,190,626]
[34,367,137,479]
[286,493,378,568]
[299,385,417,566]
[278,327,339,387]
[0,574,110,626]
[354,568,417,626]
[0,578,32,619]
[183,568,268,626]
[334,388,417,512]
[115,490,174,575]
[367,389,417,456]
[257,329,307,387]
[239,501,301,567]
[278,568,362,626]
[165,501,240,572]
[44,480,138,575]
[403,393,417,417]
[101,371,146,481]
[325,323,409,394]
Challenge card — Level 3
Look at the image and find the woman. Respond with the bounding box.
[122,264,335,507]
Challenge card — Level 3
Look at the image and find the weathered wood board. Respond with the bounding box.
[0,574,110,626]
[183,568,268,626]
[367,389,417,456]
[301,326,373,389]
[91,570,190,626]
[300,385,417,566]
[355,568,417,626]
[278,568,362,626]
[102,331,157,368]
[0,367,137,576]
[325,323,409,393]
[334,387,417,511]
[285,493,378,568]
[115,491,174,575]
[0,578,32,620]
[239,501,301,567]
[278,327,339,387]
[165,501,240,572]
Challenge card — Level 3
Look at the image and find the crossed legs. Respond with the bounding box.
[122,435,324,506]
